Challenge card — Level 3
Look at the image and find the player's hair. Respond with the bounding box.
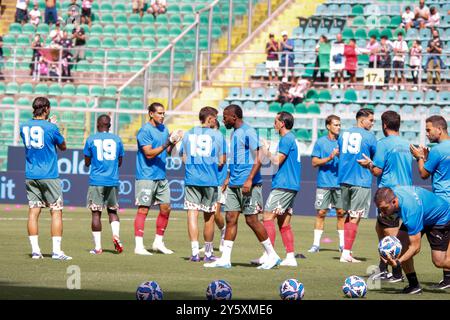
[97,114,111,129]
[374,187,395,206]
[224,104,243,119]
[277,111,294,130]
[32,97,50,117]
[381,111,401,132]
[426,115,447,131]
[356,108,374,120]
[199,106,218,124]
[325,115,340,127]
[148,102,164,113]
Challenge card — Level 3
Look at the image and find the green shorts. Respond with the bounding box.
[265,189,297,215]
[26,179,63,211]
[341,185,371,219]
[135,179,170,207]
[87,186,119,212]
[224,185,263,216]
[184,186,218,213]
[315,188,343,211]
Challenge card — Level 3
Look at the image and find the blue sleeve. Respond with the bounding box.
[278,135,292,156]
[248,128,260,152]
[424,148,440,175]
[311,140,322,158]
[118,139,124,157]
[137,128,153,149]
[83,138,92,157]
[372,140,386,169]
[179,135,186,156]
[369,134,377,159]
[220,133,227,156]
[52,125,65,146]
[403,206,424,236]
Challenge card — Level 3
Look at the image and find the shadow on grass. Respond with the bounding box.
[0,282,204,300]
[332,257,368,262]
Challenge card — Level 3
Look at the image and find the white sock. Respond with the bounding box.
[154,234,163,245]
[135,236,145,250]
[191,241,199,256]
[92,231,102,250]
[29,235,40,253]
[338,230,344,248]
[261,238,277,257]
[52,236,62,254]
[286,252,295,260]
[220,227,226,240]
[204,242,213,257]
[220,240,233,263]
[110,221,120,238]
[313,229,323,247]
[342,249,351,258]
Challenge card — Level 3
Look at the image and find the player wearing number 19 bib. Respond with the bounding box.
[338,108,377,263]
[20,97,71,261]
[180,107,226,262]
[83,115,124,255]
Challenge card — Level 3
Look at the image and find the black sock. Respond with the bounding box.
[406,272,419,287]
[392,265,403,278]
[443,270,450,284]
[379,259,388,273]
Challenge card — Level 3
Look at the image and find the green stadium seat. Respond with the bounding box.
[9,23,22,34]
[103,25,116,36]
[87,37,101,47]
[119,100,131,109]
[169,27,182,38]
[307,103,321,114]
[104,86,117,97]
[169,15,182,25]
[48,84,62,96]
[379,16,390,28]
[19,83,33,95]
[181,5,193,14]
[62,84,76,96]
[342,28,354,41]
[168,4,180,14]
[116,26,129,37]
[128,14,141,24]
[269,102,281,113]
[295,103,307,114]
[102,37,115,48]
[380,29,393,40]
[352,16,366,27]
[296,129,312,141]
[305,89,319,102]
[37,24,49,34]
[113,3,127,12]
[34,83,48,95]
[142,15,155,24]
[131,100,144,110]
[0,82,5,94]
[101,14,114,24]
[343,89,358,104]
[131,26,143,37]
[90,85,104,97]
[389,16,402,28]
[282,103,295,113]
[16,35,31,46]
[157,39,170,49]
[355,29,367,40]
[366,16,378,28]
[100,100,115,109]
[317,90,331,102]
[76,85,89,96]
[115,38,129,48]
[143,38,156,48]
[155,15,168,25]
[368,29,380,39]
[59,99,73,108]
[129,38,143,49]
[74,100,88,108]
[351,5,364,16]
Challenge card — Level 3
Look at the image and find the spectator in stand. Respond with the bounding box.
[66,0,81,25]
[277,77,292,104]
[264,33,280,87]
[425,6,440,29]
[280,30,295,82]
[366,35,380,68]
[287,76,311,105]
[413,0,429,29]
[81,0,93,28]
[0,36,4,80]
[409,40,422,91]
[30,34,43,79]
[72,24,86,62]
[45,0,58,26]
[147,0,167,18]
[313,35,329,84]
[49,21,64,44]
[377,35,393,89]
[132,0,145,18]
[401,6,415,30]
[59,31,73,82]
[425,29,444,92]
[29,2,41,27]
[391,32,408,91]
[343,39,367,88]
[15,0,29,25]
[332,33,344,89]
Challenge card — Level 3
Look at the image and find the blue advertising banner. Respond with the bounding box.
[1,146,431,217]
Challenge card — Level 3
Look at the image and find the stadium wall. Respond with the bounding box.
[1,146,431,218]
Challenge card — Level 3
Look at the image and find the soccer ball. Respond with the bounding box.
[342,276,367,298]
[378,236,402,260]
[136,281,163,300]
[279,279,305,300]
[206,280,232,300]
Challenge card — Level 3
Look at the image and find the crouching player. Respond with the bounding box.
[84,115,124,254]
[375,186,450,294]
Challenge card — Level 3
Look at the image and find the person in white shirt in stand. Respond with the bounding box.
[426,7,440,29]
[409,40,422,91]
[401,6,415,30]
[28,3,41,27]
[391,32,408,91]
[287,77,311,105]
[413,0,430,30]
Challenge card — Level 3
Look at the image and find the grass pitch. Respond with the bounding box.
[0,205,448,300]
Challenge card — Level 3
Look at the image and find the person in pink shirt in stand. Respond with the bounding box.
[366,35,380,69]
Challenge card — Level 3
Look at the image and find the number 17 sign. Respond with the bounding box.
[363,68,385,86]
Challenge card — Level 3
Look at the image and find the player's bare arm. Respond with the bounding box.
[410,144,431,179]
[84,155,91,167]
[260,139,287,166]
[57,141,67,151]
[311,148,338,167]
[386,233,421,267]
[357,153,382,177]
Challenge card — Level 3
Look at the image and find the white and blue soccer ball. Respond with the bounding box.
[342,276,367,298]
[206,280,232,300]
[136,281,163,300]
[378,236,402,260]
[279,279,305,300]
